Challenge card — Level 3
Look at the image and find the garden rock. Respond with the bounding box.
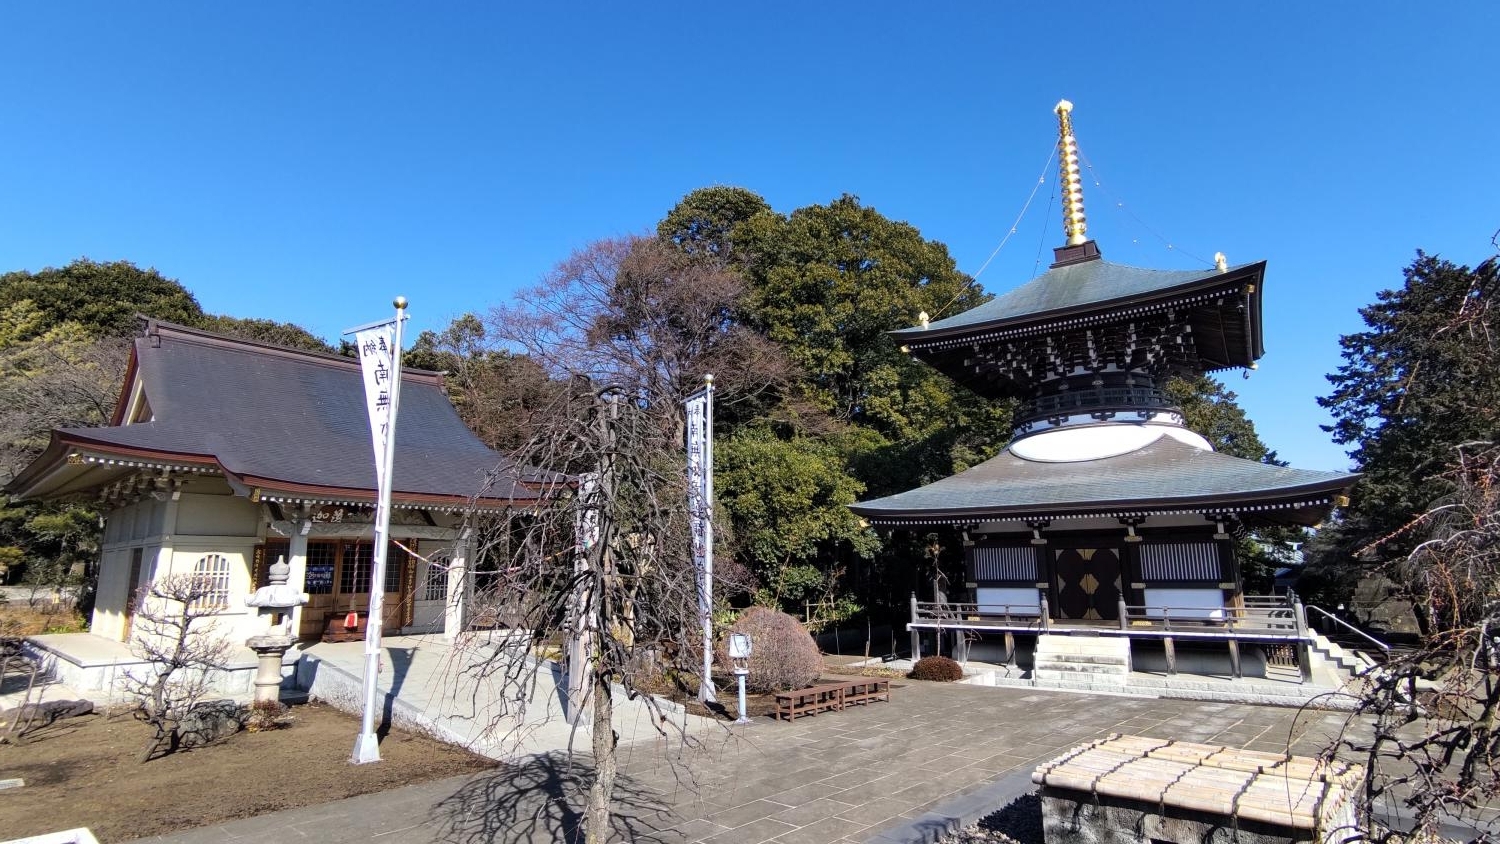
[0,698,94,729]
[177,699,245,747]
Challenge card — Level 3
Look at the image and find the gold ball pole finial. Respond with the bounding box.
[1054,99,1088,246]
[394,296,409,310]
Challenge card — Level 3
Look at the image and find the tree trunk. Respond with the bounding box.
[585,672,615,844]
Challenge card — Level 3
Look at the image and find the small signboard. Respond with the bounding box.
[305,561,335,594]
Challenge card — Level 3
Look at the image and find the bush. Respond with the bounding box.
[908,655,963,682]
[718,606,823,692]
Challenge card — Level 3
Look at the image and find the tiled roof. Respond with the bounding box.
[850,436,1355,526]
[892,258,1264,342]
[22,321,549,503]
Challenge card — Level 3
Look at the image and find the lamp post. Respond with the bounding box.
[728,632,751,725]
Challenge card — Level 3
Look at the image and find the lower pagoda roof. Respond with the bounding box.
[849,435,1356,528]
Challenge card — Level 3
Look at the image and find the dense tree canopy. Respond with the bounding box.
[0,260,204,339]
[1321,253,1500,543]
[1305,252,1500,608]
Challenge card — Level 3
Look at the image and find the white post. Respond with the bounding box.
[349,297,408,765]
[442,527,469,641]
[286,527,309,638]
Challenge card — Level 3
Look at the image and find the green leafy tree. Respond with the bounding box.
[657,186,775,260]
[405,315,565,453]
[1166,375,1280,463]
[196,315,335,353]
[714,426,879,614]
[1309,252,1500,610]
[0,260,204,339]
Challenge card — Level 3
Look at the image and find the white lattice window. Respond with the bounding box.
[191,553,232,610]
[423,562,449,601]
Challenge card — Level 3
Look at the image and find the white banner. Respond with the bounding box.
[355,324,397,485]
[685,392,710,568]
[685,381,716,703]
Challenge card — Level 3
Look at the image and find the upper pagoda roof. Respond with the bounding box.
[893,253,1266,365]
[6,319,556,508]
[849,435,1354,528]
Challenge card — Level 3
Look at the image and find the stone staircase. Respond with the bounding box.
[1032,634,1130,687]
[1306,632,1380,688]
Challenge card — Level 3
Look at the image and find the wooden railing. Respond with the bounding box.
[1115,597,1303,636]
[911,598,1048,628]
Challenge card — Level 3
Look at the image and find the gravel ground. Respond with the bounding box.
[940,793,1044,844]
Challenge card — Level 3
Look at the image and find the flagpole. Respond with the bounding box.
[351,296,407,765]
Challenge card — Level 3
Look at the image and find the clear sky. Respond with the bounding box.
[2,3,1495,472]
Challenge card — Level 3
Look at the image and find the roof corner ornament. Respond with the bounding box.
[918,310,930,329]
[1054,99,1088,246]
[1214,252,1228,272]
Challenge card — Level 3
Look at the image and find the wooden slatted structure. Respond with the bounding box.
[1033,735,1363,844]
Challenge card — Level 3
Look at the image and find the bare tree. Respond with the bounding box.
[0,327,128,480]
[489,236,793,441]
[1330,442,1500,842]
[123,574,233,762]
[454,236,792,842]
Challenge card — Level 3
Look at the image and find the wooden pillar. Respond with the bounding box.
[1163,636,1177,676]
[1227,638,1242,679]
[1004,631,1016,666]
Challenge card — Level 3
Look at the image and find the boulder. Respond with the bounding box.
[177,699,245,747]
[0,698,94,729]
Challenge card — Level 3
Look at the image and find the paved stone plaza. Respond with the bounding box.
[136,677,1349,844]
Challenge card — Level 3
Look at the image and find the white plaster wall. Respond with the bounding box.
[158,540,264,642]
[175,493,260,536]
[91,547,131,641]
[975,587,1042,615]
[1142,588,1225,620]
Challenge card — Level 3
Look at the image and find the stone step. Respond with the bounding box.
[1034,636,1130,656]
[1034,669,1128,685]
[1033,653,1130,667]
[1038,668,1128,680]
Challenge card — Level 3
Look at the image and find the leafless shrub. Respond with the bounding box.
[122,574,234,762]
[717,606,822,692]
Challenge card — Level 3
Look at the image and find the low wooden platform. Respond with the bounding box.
[1033,734,1364,844]
[773,678,891,721]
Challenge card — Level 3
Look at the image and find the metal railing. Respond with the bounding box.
[1304,604,1391,653]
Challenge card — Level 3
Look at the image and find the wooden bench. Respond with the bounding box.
[840,678,890,707]
[774,678,891,721]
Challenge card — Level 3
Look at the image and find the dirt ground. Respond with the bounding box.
[0,702,494,842]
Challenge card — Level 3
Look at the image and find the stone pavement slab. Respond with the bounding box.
[139,679,1340,844]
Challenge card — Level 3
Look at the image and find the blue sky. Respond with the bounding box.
[2,3,1495,472]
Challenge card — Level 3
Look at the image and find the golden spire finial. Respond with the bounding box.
[1054,99,1088,246]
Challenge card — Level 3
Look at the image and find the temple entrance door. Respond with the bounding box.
[299,541,338,639]
[298,539,412,639]
[1052,547,1123,621]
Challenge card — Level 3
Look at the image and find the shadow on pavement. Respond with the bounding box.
[429,750,683,844]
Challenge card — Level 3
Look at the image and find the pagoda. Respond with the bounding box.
[850,102,1356,679]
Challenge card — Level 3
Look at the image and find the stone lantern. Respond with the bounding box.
[244,556,309,705]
